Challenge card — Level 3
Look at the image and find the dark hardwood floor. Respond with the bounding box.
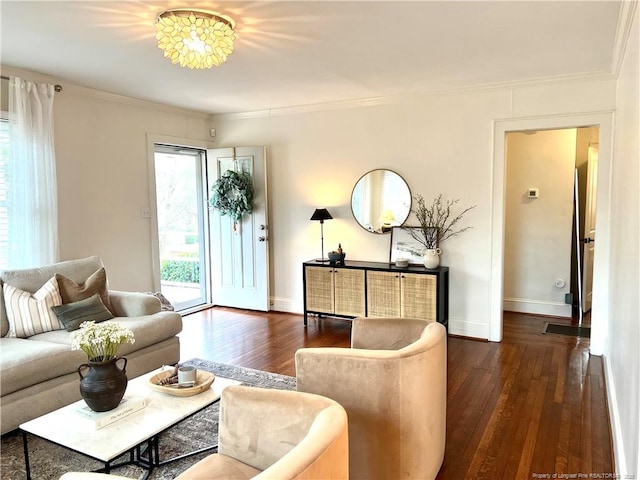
[179,308,613,480]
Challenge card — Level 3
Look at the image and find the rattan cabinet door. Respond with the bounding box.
[305,266,335,313]
[334,268,366,317]
[400,273,437,320]
[366,271,401,317]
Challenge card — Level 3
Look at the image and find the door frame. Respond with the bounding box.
[490,112,614,355]
[145,134,215,297]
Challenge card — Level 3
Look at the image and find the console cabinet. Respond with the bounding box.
[304,266,366,318]
[303,260,448,330]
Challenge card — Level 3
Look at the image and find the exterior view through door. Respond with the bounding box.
[153,145,209,311]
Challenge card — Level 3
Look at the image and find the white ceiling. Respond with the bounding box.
[0,1,623,115]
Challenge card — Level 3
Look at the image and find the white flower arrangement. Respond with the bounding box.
[70,321,135,362]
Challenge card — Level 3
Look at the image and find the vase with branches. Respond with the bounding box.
[405,194,476,267]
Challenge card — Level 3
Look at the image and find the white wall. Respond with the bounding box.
[605,5,639,477]
[504,129,577,317]
[212,77,616,338]
[1,66,212,292]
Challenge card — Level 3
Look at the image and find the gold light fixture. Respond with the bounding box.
[155,8,236,69]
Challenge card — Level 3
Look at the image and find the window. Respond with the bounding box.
[0,118,8,269]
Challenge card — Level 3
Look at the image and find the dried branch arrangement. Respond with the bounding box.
[407,194,476,249]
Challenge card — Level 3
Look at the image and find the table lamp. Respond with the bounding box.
[310,208,333,262]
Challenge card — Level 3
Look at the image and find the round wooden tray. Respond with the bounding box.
[147,370,215,397]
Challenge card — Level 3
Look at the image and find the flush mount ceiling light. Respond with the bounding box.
[155,8,236,69]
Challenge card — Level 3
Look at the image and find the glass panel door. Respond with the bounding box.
[153,145,208,311]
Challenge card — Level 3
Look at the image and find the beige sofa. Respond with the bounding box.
[0,256,182,434]
[296,317,447,480]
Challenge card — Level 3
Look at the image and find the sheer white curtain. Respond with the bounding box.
[7,77,58,268]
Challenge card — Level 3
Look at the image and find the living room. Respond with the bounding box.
[1,1,638,479]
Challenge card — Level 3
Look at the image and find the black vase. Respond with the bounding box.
[78,356,128,412]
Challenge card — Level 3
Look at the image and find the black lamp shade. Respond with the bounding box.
[310,208,333,222]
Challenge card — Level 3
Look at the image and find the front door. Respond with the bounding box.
[207,147,270,311]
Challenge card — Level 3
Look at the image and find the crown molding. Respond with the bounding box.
[0,65,210,119]
[211,95,397,121]
[611,0,638,76]
[211,71,617,121]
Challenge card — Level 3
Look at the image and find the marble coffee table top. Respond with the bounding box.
[20,367,241,462]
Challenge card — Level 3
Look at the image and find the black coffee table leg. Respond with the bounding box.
[22,431,31,480]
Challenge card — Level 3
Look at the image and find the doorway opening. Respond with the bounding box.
[148,142,270,314]
[491,112,613,353]
[502,126,599,331]
[153,144,209,312]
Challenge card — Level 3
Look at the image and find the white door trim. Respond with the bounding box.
[490,112,614,355]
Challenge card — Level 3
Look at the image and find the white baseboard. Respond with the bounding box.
[270,299,489,340]
[270,297,300,314]
[503,297,571,317]
[603,354,628,477]
[448,317,489,339]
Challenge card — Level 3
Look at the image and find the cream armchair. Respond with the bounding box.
[176,385,348,479]
[295,317,447,480]
[63,385,349,480]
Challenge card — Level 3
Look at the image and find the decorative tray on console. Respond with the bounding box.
[148,370,215,397]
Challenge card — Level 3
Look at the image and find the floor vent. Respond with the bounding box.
[544,323,591,338]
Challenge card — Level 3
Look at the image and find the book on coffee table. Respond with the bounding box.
[73,395,146,429]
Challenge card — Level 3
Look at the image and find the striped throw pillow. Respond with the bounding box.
[4,276,63,338]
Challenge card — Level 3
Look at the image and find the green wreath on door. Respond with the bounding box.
[210,170,254,223]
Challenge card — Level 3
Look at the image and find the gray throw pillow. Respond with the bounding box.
[51,293,114,331]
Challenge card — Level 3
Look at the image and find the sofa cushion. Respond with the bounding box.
[56,268,115,315]
[4,277,63,338]
[111,312,183,356]
[27,312,182,354]
[52,293,114,332]
[0,337,87,396]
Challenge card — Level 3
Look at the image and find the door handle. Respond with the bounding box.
[258,236,266,242]
[260,224,266,231]
[582,237,594,244]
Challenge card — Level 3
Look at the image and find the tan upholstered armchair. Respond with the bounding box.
[295,317,447,480]
[176,385,349,479]
[61,385,348,480]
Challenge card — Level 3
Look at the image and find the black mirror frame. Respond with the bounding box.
[350,168,412,234]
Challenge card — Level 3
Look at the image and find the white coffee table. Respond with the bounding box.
[19,367,241,480]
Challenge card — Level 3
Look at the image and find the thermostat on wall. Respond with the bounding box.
[527,188,539,199]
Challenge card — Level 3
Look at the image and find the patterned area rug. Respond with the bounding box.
[0,359,296,480]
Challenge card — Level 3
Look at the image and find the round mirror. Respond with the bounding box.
[351,169,411,234]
